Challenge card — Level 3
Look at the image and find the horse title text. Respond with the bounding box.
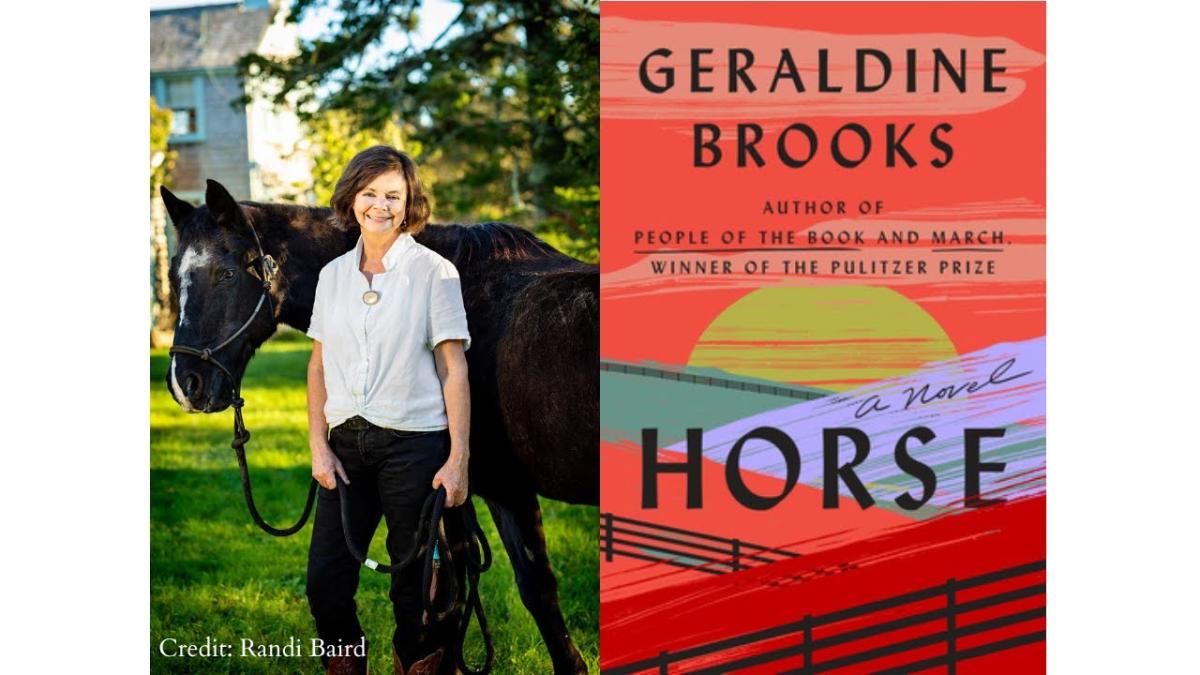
[641,426,1008,511]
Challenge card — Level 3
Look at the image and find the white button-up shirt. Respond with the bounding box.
[307,234,471,431]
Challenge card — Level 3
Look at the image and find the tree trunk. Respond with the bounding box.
[150,184,176,348]
[522,0,569,220]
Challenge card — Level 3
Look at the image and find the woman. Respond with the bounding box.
[305,145,471,675]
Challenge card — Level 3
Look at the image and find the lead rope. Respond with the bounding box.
[230,387,319,537]
[170,249,319,538]
[456,494,495,675]
[163,351,319,536]
[335,478,495,674]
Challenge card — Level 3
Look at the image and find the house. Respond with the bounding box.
[150,0,311,203]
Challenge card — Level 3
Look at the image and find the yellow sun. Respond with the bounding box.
[687,286,957,391]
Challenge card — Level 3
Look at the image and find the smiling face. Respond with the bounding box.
[353,171,408,234]
[330,146,431,235]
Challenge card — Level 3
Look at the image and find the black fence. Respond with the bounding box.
[600,513,800,575]
[600,361,828,401]
[603,559,1046,674]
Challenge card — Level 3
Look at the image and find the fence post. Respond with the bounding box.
[731,538,742,571]
[946,578,957,674]
[802,614,814,674]
[603,513,613,562]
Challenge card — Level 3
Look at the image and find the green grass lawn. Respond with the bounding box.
[151,338,598,673]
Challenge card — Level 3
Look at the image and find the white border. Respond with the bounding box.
[1048,1,1200,671]
[0,0,149,670]
[2,2,1198,672]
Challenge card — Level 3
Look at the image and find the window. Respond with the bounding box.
[152,75,206,143]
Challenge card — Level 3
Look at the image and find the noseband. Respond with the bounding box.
[169,221,319,537]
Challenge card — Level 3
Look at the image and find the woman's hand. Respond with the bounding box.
[432,451,469,507]
[433,339,471,508]
[307,341,345,490]
[311,436,349,490]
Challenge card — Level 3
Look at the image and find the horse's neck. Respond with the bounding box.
[271,207,358,330]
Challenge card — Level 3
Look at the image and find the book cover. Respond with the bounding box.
[599,3,1046,672]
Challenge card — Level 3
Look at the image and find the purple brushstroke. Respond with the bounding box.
[664,337,1046,513]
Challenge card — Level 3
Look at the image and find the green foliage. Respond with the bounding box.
[538,184,598,263]
[151,97,176,194]
[151,339,598,673]
[306,110,422,208]
[241,0,599,260]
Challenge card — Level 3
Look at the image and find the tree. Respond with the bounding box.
[150,98,178,347]
[305,110,419,207]
[241,0,599,261]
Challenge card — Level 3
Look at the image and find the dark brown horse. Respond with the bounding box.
[162,179,596,673]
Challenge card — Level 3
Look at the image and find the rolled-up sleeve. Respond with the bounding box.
[427,259,471,351]
[307,268,327,343]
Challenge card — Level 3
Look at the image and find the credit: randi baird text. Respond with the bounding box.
[158,636,366,658]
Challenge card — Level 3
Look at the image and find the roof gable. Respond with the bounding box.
[151,4,271,72]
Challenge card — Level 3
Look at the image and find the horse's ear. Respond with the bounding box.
[160,186,195,227]
[205,179,243,226]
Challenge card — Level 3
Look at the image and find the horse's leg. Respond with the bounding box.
[485,492,588,674]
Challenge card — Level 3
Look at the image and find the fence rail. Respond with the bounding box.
[603,559,1046,674]
[600,513,800,574]
[600,361,828,401]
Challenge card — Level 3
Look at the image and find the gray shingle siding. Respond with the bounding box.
[152,2,305,203]
[152,3,271,201]
[167,73,252,199]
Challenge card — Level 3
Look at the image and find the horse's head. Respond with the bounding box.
[162,180,282,413]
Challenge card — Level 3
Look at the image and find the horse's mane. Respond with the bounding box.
[238,205,587,273]
[418,222,582,270]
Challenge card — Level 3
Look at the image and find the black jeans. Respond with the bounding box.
[306,416,459,666]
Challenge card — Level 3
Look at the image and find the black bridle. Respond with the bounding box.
[169,221,318,537]
[169,221,493,672]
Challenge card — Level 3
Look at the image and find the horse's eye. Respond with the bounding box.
[219,268,236,281]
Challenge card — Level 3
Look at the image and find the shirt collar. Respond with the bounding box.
[353,232,415,272]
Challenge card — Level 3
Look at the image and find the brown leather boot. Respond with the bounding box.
[394,647,444,675]
[326,653,368,675]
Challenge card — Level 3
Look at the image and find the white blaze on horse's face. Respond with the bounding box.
[170,359,193,412]
[169,244,212,412]
[354,170,407,234]
[176,245,212,328]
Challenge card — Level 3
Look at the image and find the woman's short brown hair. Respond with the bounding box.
[329,145,432,235]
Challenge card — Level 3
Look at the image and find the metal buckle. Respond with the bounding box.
[260,254,278,284]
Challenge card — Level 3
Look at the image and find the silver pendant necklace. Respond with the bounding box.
[362,290,381,305]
